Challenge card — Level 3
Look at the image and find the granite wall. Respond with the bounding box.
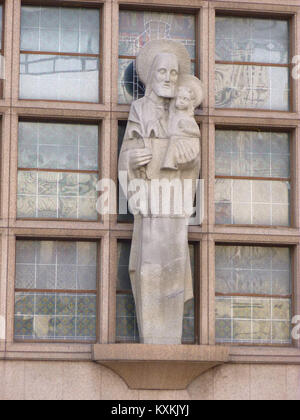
[0,361,299,400]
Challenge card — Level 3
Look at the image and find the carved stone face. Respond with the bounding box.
[150,53,179,98]
[175,87,193,110]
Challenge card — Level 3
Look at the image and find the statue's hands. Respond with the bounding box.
[175,140,199,169]
[128,148,152,170]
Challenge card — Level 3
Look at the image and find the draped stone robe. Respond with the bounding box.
[119,95,200,344]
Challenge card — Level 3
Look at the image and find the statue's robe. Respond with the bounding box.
[119,95,200,344]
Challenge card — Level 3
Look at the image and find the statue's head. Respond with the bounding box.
[147,52,179,98]
[175,75,205,112]
[175,86,194,111]
[136,40,192,99]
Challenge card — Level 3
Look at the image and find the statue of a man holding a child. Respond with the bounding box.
[119,40,203,345]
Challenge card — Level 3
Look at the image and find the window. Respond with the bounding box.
[116,241,196,344]
[117,121,133,223]
[215,130,290,226]
[215,245,292,345]
[17,121,99,221]
[215,16,290,110]
[20,6,100,102]
[118,10,196,104]
[14,240,98,342]
[116,241,139,343]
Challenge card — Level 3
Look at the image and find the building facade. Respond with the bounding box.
[0,0,299,400]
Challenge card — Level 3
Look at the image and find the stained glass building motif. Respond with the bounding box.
[215,17,290,110]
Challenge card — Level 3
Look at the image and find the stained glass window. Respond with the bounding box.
[117,121,133,223]
[215,245,292,345]
[20,6,100,102]
[116,241,195,343]
[118,10,196,104]
[215,130,290,226]
[14,240,97,342]
[17,122,99,220]
[215,17,290,110]
[116,241,139,343]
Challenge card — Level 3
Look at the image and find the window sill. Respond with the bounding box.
[229,345,300,364]
[92,344,230,390]
[2,341,93,361]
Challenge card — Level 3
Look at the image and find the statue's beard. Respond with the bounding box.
[152,84,176,98]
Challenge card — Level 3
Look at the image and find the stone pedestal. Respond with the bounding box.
[93,344,230,390]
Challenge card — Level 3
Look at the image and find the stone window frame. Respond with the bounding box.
[0,0,298,367]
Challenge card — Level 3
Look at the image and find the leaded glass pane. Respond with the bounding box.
[116,294,139,343]
[216,17,289,64]
[118,121,134,223]
[215,130,290,226]
[118,58,145,104]
[21,6,100,54]
[216,297,291,344]
[215,131,290,178]
[182,299,195,343]
[17,171,98,220]
[119,11,195,58]
[215,179,290,226]
[15,240,97,290]
[118,11,196,104]
[215,64,289,110]
[20,54,99,102]
[215,246,291,296]
[116,241,195,343]
[19,122,98,170]
[117,240,131,291]
[14,240,97,342]
[215,245,292,345]
[17,122,99,221]
[14,293,96,341]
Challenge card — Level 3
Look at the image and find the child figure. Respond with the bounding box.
[162,75,204,170]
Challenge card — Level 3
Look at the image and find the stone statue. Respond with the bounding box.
[119,40,203,344]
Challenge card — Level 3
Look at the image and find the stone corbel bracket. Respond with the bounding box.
[93,344,230,390]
